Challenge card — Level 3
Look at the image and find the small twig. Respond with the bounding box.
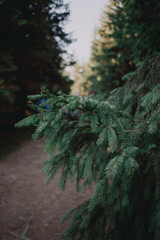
[133,119,144,122]
[8,232,18,238]
[51,232,62,237]
[9,231,31,240]
[8,217,33,240]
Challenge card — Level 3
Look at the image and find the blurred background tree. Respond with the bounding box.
[71,63,90,96]
[81,0,160,96]
[0,0,73,128]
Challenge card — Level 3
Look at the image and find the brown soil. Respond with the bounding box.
[0,139,93,240]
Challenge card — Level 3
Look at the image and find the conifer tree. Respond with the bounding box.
[15,0,160,239]
[0,0,72,120]
[16,56,160,239]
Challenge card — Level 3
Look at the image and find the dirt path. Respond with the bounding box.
[0,139,93,240]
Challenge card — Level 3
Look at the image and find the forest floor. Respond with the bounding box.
[0,138,93,240]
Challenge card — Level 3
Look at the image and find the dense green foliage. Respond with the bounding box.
[16,56,160,239]
[16,0,160,239]
[87,0,160,95]
[0,0,72,121]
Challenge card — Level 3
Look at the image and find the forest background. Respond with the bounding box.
[1,0,160,239]
[0,0,72,130]
[1,0,159,131]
